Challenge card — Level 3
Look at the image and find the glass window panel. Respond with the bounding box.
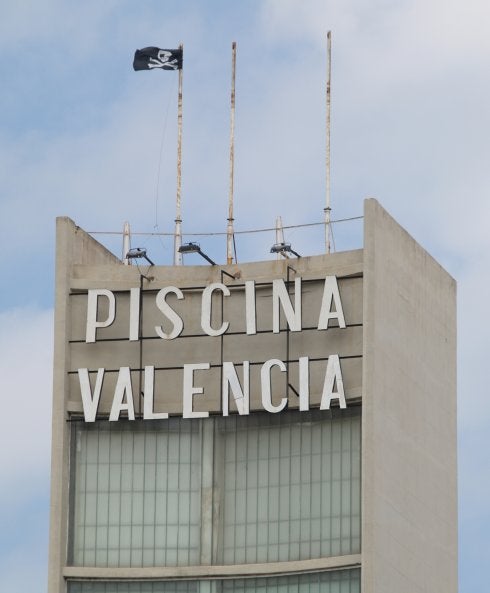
[68,568,360,592]
[72,420,202,567]
[217,409,361,564]
[71,408,360,568]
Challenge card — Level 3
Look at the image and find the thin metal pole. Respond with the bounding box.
[227,41,237,265]
[138,274,143,418]
[275,217,282,261]
[286,265,291,399]
[275,216,289,260]
[174,43,184,266]
[325,31,332,254]
[122,221,131,264]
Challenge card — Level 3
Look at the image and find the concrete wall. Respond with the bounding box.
[48,202,458,592]
[48,218,122,593]
[65,253,363,417]
[48,218,364,592]
[362,199,457,593]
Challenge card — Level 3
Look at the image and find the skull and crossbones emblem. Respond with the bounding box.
[148,50,179,70]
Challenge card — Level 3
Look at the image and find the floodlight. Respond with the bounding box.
[126,247,155,266]
[178,242,200,254]
[270,242,301,258]
[179,242,217,265]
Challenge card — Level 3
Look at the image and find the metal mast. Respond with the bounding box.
[227,42,237,265]
[174,43,184,265]
[324,31,332,253]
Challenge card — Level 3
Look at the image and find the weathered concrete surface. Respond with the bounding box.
[49,202,458,592]
[48,218,121,593]
[362,199,457,593]
[64,251,363,417]
[48,219,364,592]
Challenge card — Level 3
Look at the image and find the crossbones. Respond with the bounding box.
[148,50,179,69]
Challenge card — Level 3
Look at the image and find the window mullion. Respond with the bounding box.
[199,419,215,566]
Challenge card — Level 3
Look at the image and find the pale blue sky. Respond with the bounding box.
[0,1,488,591]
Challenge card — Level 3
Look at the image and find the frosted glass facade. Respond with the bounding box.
[218,411,361,563]
[68,568,361,592]
[71,408,360,568]
[71,419,202,567]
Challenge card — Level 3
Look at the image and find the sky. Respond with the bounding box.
[0,0,488,590]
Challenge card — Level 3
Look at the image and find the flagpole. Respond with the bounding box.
[324,31,332,254]
[174,43,184,265]
[227,41,237,265]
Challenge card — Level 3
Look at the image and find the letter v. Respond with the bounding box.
[78,368,104,422]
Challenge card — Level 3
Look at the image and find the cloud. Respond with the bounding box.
[2,0,490,543]
[260,0,490,60]
[2,0,488,264]
[0,0,118,51]
[0,500,49,593]
[260,0,330,44]
[0,307,52,591]
[0,2,489,591]
[1,0,489,302]
[0,307,53,508]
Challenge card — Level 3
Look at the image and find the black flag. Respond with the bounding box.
[133,47,183,71]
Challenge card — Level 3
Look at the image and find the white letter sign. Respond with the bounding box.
[273,278,302,333]
[299,356,310,411]
[78,368,104,422]
[183,363,210,418]
[320,355,346,409]
[143,366,168,420]
[222,361,250,416]
[109,367,135,421]
[129,287,140,341]
[201,283,230,336]
[155,287,184,340]
[261,359,287,413]
[86,289,116,343]
[78,273,352,422]
[245,281,257,335]
[318,276,346,330]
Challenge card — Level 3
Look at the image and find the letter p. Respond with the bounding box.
[86,289,116,343]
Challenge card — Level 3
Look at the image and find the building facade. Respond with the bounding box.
[48,199,457,593]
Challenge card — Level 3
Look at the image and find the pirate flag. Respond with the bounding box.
[133,47,183,71]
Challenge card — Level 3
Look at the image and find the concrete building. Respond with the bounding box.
[48,199,457,593]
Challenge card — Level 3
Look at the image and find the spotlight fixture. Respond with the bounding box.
[125,247,155,266]
[270,242,301,258]
[178,242,217,265]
